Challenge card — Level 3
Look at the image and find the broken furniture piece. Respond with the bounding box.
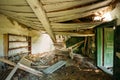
[43,60,66,74]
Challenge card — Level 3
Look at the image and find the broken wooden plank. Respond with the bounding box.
[18,63,43,76]
[0,57,43,77]
[43,60,66,74]
[0,58,16,66]
[18,56,43,76]
[69,41,84,50]
[5,64,19,80]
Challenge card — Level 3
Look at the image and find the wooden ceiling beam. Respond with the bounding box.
[47,0,112,17]
[0,10,36,18]
[41,0,96,4]
[0,11,41,25]
[51,22,102,29]
[0,5,33,12]
[49,6,110,22]
[43,0,97,12]
[54,32,95,37]
[4,14,42,30]
[26,0,56,42]
[0,0,27,5]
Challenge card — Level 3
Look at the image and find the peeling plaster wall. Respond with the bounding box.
[111,3,120,25]
[0,14,55,56]
[0,14,29,56]
[0,14,29,35]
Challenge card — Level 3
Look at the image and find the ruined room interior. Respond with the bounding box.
[0,0,120,80]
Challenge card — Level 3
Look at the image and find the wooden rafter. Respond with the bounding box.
[54,32,95,37]
[0,9,36,18]
[41,0,96,4]
[51,22,102,28]
[2,14,42,30]
[43,0,97,12]
[0,5,33,12]
[49,6,110,22]
[26,0,56,42]
[0,0,27,5]
[47,0,112,17]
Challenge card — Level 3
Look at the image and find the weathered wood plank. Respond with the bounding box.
[1,12,41,25]
[47,0,112,17]
[0,57,43,77]
[5,64,19,80]
[43,60,66,74]
[43,0,97,12]
[0,5,33,12]
[1,11,39,22]
[54,32,95,37]
[0,10,36,18]
[2,13,42,30]
[3,34,9,58]
[41,0,94,4]
[18,63,43,76]
[0,0,27,5]
[51,22,102,29]
[49,6,110,22]
[68,41,84,50]
[26,0,56,42]
[0,58,16,66]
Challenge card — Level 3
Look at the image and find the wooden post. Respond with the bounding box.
[4,34,9,58]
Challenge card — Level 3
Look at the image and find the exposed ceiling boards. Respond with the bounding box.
[0,0,115,41]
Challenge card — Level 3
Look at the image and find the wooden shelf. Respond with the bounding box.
[8,33,29,38]
[9,41,28,43]
[4,33,31,57]
[9,46,30,50]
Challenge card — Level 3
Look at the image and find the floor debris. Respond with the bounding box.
[0,50,112,80]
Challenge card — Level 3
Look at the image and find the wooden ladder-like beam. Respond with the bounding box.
[26,0,56,42]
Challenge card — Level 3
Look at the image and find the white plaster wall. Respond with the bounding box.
[31,33,55,54]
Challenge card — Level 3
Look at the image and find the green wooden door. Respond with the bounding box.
[97,28,103,66]
[104,28,114,67]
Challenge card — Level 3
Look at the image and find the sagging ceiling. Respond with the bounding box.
[0,0,117,41]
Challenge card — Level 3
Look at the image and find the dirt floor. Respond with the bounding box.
[11,64,112,80]
[13,56,112,80]
[0,50,112,80]
[40,66,112,80]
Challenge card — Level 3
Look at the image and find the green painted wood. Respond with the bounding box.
[104,28,114,67]
[97,28,103,66]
